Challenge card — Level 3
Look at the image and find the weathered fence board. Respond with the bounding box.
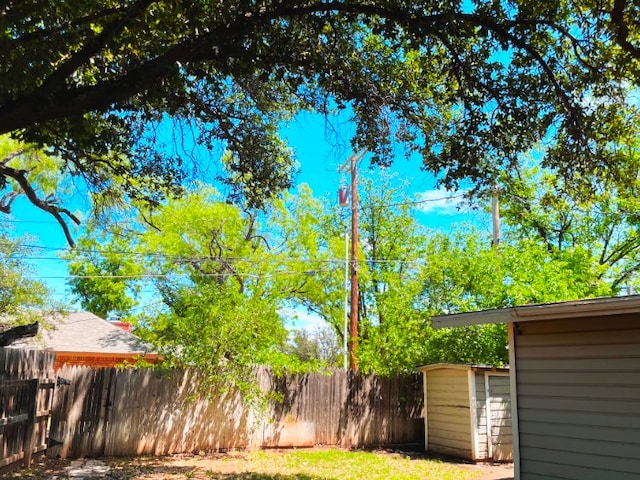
[50,366,424,458]
[0,348,56,473]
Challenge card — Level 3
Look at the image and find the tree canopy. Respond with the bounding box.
[66,173,626,376]
[66,186,332,394]
[2,1,640,240]
[0,234,57,325]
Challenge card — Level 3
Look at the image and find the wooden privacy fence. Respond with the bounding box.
[0,348,56,473]
[49,366,424,458]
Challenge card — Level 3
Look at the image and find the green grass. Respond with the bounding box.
[231,449,477,480]
[17,448,480,480]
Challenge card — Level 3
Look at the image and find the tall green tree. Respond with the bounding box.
[66,186,321,395]
[66,227,143,320]
[418,230,614,366]
[67,175,621,376]
[487,152,640,292]
[2,1,639,242]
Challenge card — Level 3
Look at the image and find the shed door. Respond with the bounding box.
[485,373,513,461]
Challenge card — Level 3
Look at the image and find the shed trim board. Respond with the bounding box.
[423,366,429,451]
[508,323,520,480]
[468,368,479,460]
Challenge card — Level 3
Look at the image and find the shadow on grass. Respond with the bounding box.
[111,467,334,479]
[200,475,331,480]
[14,459,338,480]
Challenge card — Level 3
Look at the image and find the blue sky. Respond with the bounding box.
[6,112,491,309]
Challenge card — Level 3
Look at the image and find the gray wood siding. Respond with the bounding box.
[425,369,472,459]
[515,314,640,480]
[486,374,513,461]
[475,373,488,459]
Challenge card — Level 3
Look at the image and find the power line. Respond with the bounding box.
[26,269,331,280]
[371,193,467,209]
[2,219,62,224]
[5,244,429,267]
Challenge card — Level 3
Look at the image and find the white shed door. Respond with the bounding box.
[485,373,513,461]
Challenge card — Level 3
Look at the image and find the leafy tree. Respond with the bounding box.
[286,326,342,367]
[66,186,321,395]
[65,227,143,319]
[287,330,322,363]
[0,135,80,245]
[489,158,640,292]
[0,235,56,325]
[417,230,614,366]
[349,175,432,374]
[67,174,622,375]
[268,185,346,343]
[2,1,639,241]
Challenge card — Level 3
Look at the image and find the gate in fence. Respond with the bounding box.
[0,348,56,473]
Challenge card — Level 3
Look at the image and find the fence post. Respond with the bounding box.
[22,379,39,468]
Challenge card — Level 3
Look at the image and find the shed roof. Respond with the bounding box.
[417,363,509,373]
[432,295,640,329]
[12,311,155,354]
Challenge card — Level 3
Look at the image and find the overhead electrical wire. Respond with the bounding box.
[25,269,330,280]
[2,242,429,268]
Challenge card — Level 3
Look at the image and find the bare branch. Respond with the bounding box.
[0,190,19,213]
[1,148,29,165]
[0,164,80,247]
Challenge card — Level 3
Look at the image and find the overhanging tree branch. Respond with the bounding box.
[611,0,640,60]
[0,3,583,135]
[0,322,38,347]
[0,164,80,247]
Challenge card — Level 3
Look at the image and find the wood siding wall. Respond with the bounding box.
[0,348,56,473]
[49,366,424,458]
[424,369,472,459]
[474,373,488,459]
[484,374,512,461]
[515,314,640,480]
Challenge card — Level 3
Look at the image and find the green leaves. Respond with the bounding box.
[2,0,640,225]
[0,236,55,325]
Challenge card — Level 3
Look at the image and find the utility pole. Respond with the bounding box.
[492,184,500,247]
[339,151,365,370]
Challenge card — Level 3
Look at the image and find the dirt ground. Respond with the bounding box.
[14,451,514,480]
[462,462,514,480]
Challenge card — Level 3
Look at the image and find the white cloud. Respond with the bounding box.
[279,307,327,332]
[414,189,467,215]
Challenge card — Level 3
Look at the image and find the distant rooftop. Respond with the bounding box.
[9,311,155,355]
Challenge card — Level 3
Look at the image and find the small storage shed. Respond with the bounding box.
[418,363,512,462]
[433,295,640,480]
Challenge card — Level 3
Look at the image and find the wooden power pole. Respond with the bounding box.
[339,151,365,370]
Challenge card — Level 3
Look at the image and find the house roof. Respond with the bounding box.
[432,295,640,329]
[13,311,155,355]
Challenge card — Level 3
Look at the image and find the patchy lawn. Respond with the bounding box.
[16,449,513,480]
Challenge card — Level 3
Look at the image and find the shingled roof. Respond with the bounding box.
[13,311,155,355]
